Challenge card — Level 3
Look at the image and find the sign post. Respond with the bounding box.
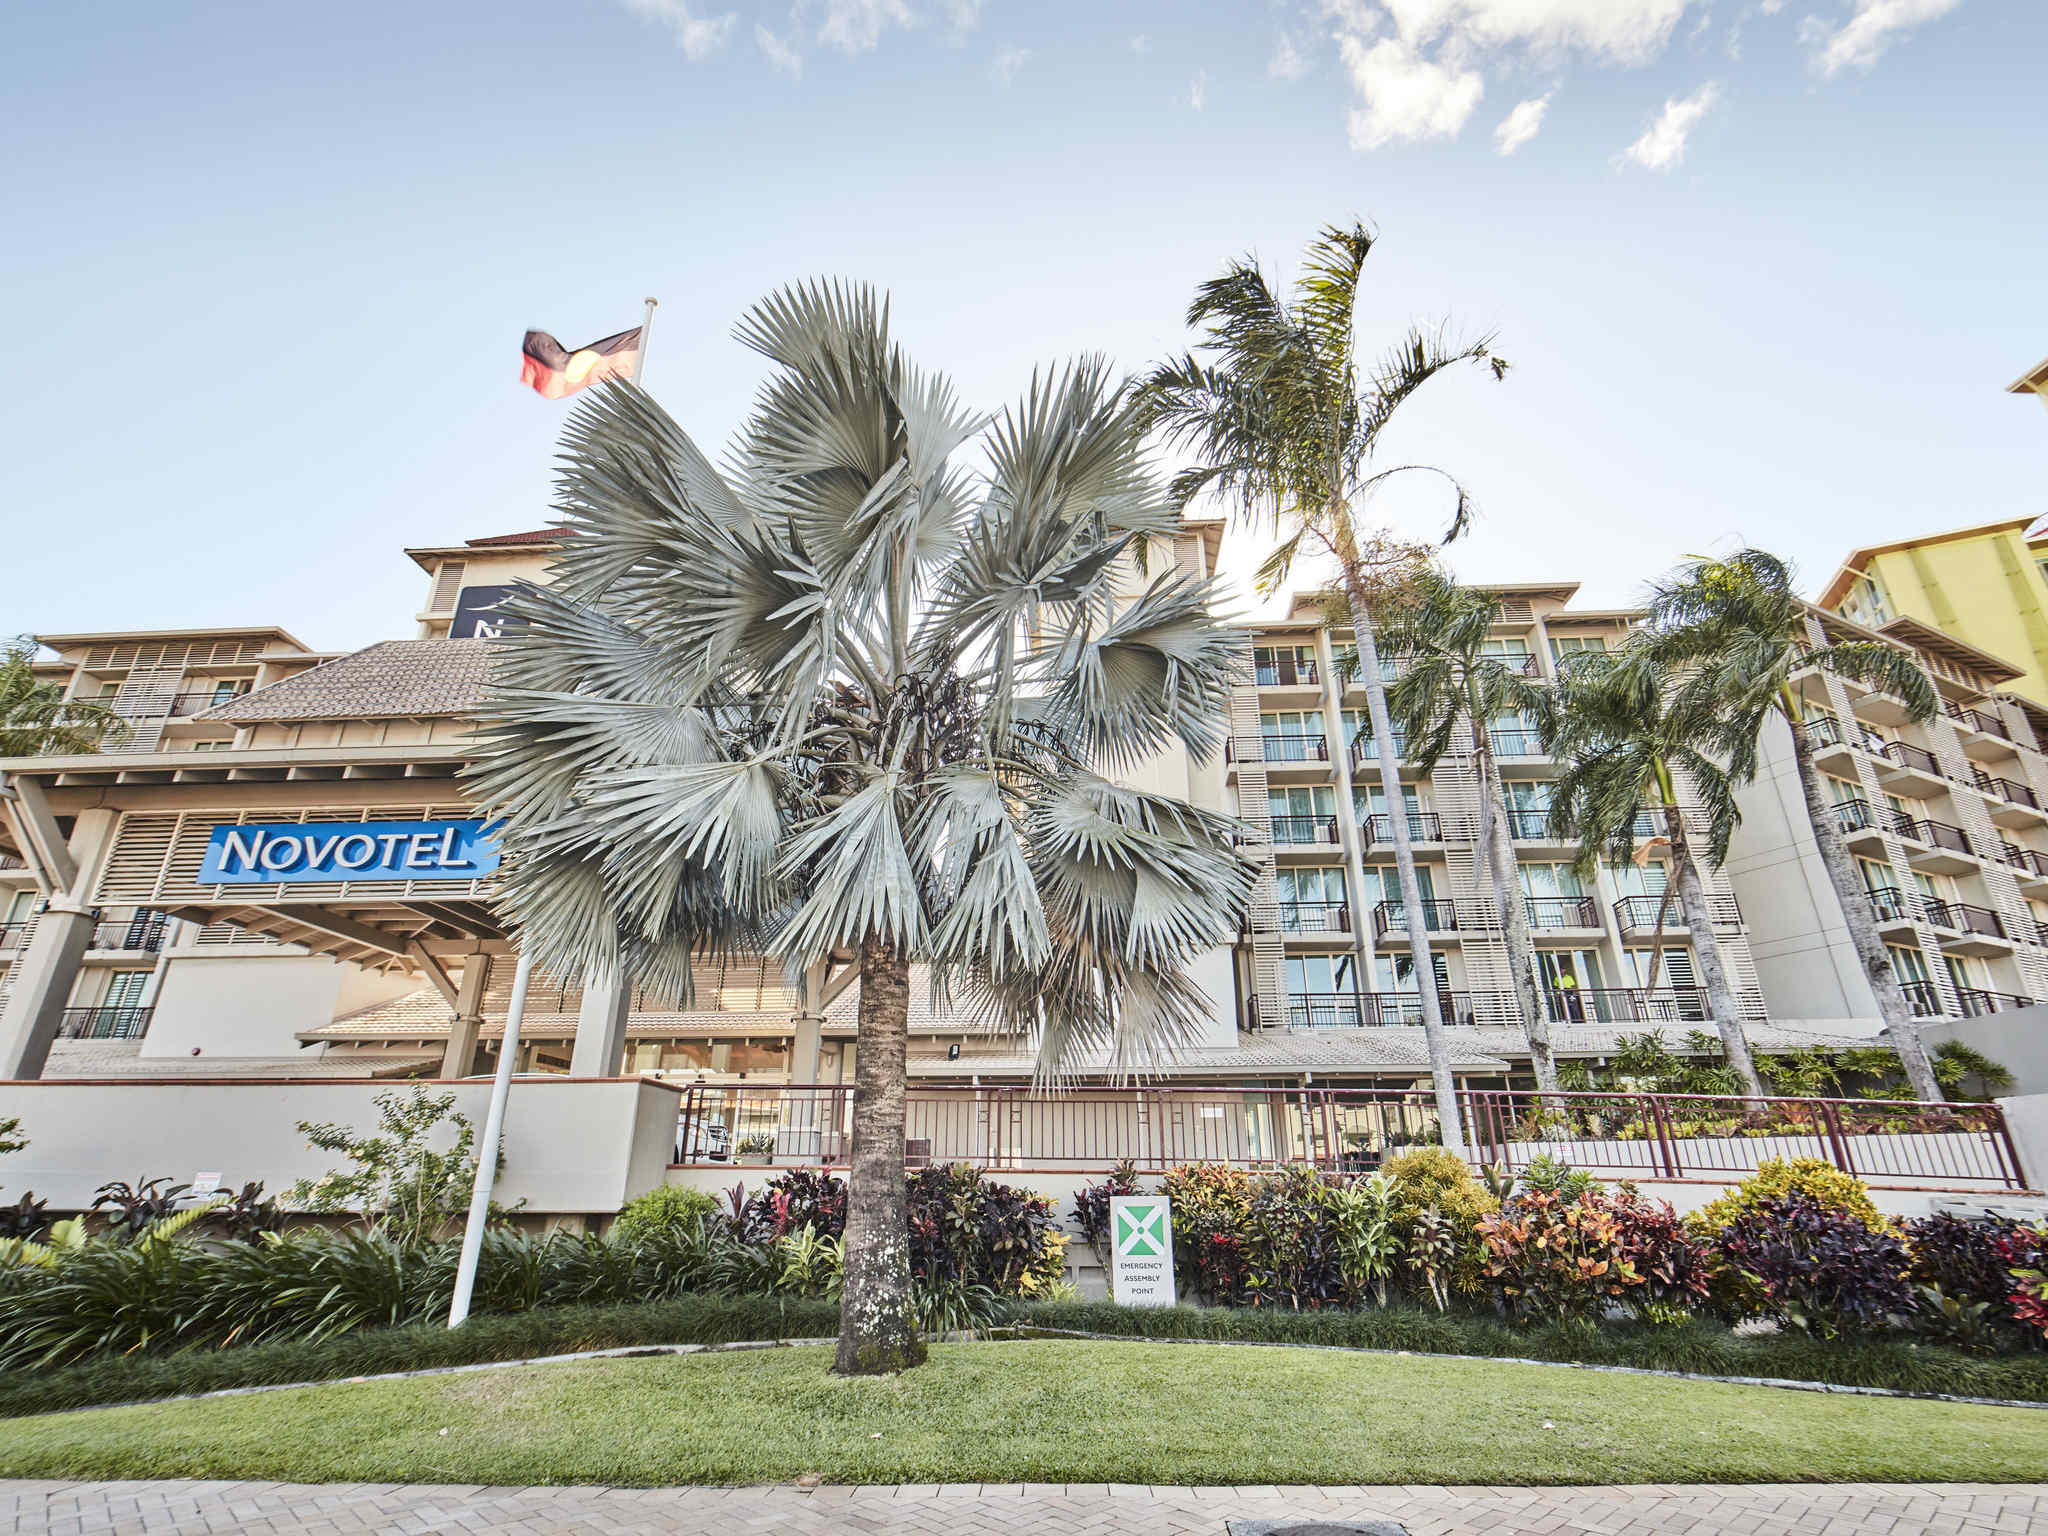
[1108,1194,1176,1307]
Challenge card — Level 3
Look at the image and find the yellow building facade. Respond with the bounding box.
[1819,518,2048,708]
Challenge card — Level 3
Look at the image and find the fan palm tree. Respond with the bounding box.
[1640,550,1944,1101]
[1144,221,1508,1154]
[468,284,1258,1376]
[0,638,127,756]
[1380,571,1560,1094]
[1542,648,1764,1095]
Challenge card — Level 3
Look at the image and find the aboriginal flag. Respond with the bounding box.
[520,325,642,400]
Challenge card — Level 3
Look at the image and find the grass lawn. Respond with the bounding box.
[2,1340,2042,1487]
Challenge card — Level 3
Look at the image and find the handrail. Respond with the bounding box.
[1371,898,1457,935]
[1524,896,1600,929]
[1267,814,1340,846]
[1362,810,1442,847]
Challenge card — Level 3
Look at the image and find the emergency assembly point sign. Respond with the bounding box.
[1109,1194,1176,1307]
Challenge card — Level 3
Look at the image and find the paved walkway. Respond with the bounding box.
[1,1481,2043,1535]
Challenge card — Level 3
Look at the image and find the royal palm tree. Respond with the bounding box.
[469,285,1258,1376]
[0,637,126,756]
[1144,222,1508,1153]
[1380,571,1560,1094]
[1640,550,1944,1101]
[1542,647,1764,1095]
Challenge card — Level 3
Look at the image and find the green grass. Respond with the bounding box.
[2,1340,2044,1486]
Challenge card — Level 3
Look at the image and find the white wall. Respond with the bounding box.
[0,1078,681,1214]
[141,954,350,1059]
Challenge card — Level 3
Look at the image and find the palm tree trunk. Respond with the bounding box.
[1474,734,1558,1099]
[1340,583,1466,1156]
[1663,804,1764,1096]
[1784,710,1943,1100]
[834,938,925,1375]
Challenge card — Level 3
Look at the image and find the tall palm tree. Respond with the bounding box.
[469,284,1257,1376]
[1641,551,1944,1101]
[0,638,127,756]
[1380,571,1560,1095]
[1542,648,1764,1095]
[1144,222,1508,1154]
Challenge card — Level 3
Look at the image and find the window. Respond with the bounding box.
[1269,786,1335,819]
[1517,863,1585,898]
[1259,710,1326,762]
[1839,571,1894,629]
[208,680,246,704]
[1480,638,1530,658]
[1253,644,1318,687]
[1358,864,1434,906]
[1622,948,1696,989]
[1538,951,1604,989]
[1889,943,1931,984]
[1609,861,1669,898]
[1549,634,1608,660]
[99,972,149,1009]
[1352,784,1422,819]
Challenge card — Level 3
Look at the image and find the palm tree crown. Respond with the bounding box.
[0,638,127,758]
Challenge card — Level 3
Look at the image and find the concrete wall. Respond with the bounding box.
[0,1078,681,1214]
[1922,1010,2048,1096]
[140,952,420,1060]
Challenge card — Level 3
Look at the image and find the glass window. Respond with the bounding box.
[1609,861,1669,898]
[1888,943,1931,984]
[1549,634,1608,659]
[1358,864,1435,907]
[1517,863,1584,898]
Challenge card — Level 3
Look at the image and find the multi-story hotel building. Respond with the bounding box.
[1,523,1908,1094]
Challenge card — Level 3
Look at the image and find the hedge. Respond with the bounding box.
[1004,1300,2048,1403]
[0,1294,839,1420]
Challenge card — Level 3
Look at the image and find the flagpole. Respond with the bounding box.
[634,297,658,384]
[449,949,533,1328]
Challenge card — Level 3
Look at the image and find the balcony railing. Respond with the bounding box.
[1372,899,1458,936]
[1900,979,1944,1017]
[1254,657,1319,688]
[1488,727,1545,757]
[89,914,169,952]
[1268,814,1340,846]
[671,1084,2027,1191]
[0,853,24,871]
[1879,740,1947,779]
[0,920,28,949]
[1984,775,2041,811]
[1948,707,2012,742]
[1277,900,1351,933]
[1524,896,1600,929]
[1829,797,1895,837]
[166,690,247,718]
[56,1006,154,1041]
[1865,885,1915,924]
[1362,810,1442,848]
[1958,988,2037,1017]
[1543,986,1709,1024]
[1921,900,2008,942]
[1895,817,1974,857]
[1349,730,1409,763]
[1995,841,2037,873]
[1502,807,1552,839]
[1610,896,1682,934]
[1284,989,1473,1029]
[1259,734,1330,764]
[2014,848,2048,880]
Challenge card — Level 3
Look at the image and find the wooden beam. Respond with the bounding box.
[406,941,461,1010]
[268,904,414,959]
[401,900,507,940]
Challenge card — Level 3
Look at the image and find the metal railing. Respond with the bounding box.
[1524,896,1600,929]
[0,920,27,949]
[1488,727,1545,757]
[1995,841,2037,873]
[1611,896,1681,934]
[1958,988,2037,1017]
[1866,886,1915,924]
[1879,740,1946,779]
[1830,796,1895,836]
[1362,810,1442,847]
[670,1083,2027,1190]
[1502,808,1553,839]
[1254,658,1319,687]
[89,914,169,952]
[1949,706,2012,743]
[1349,730,1409,763]
[1900,979,1944,1017]
[1277,900,1351,933]
[1542,986,1709,1024]
[1258,734,1330,763]
[1921,900,2008,942]
[166,690,246,718]
[1895,817,1974,857]
[1268,814,1340,846]
[1371,898,1458,936]
[1284,989,1476,1029]
[56,1006,154,1041]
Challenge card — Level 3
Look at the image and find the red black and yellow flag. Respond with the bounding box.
[520,326,643,400]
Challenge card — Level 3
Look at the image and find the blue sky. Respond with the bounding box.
[5,0,2042,651]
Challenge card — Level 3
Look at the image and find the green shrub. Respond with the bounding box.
[1383,1148,1497,1294]
[287,1087,500,1247]
[1692,1157,1885,1235]
[614,1186,724,1243]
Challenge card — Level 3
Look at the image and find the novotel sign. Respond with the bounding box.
[196,819,501,885]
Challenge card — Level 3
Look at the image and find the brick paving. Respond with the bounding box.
[1,1480,2043,1535]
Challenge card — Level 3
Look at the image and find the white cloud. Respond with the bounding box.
[1338,34,1483,149]
[755,21,802,74]
[1189,69,1210,110]
[1270,32,1310,79]
[1758,0,1784,12]
[1622,80,1720,169]
[990,44,1029,84]
[1804,0,1960,75]
[819,0,914,55]
[1492,93,1551,154]
[1130,33,1148,54]
[621,0,736,59]
[1377,0,1695,64]
[943,0,986,29]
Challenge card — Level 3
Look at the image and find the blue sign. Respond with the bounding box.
[197,820,501,885]
[452,585,523,639]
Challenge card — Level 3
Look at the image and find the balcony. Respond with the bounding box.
[1980,773,2048,828]
[1611,895,1684,935]
[1487,727,1546,758]
[1277,901,1352,935]
[1254,657,1320,689]
[1268,814,1341,848]
[1259,734,1330,765]
[1894,817,1978,873]
[1874,740,1952,796]
[1524,896,1601,931]
[0,920,27,950]
[1541,987,1709,1025]
[56,1006,153,1041]
[1947,706,2016,759]
[1957,988,2037,1017]
[1371,899,1459,940]
[1349,730,1410,765]
[1283,989,1477,1028]
[89,914,169,953]
[1362,810,1442,850]
[1864,885,1918,927]
[166,690,247,718]
[1921,900,2012,954]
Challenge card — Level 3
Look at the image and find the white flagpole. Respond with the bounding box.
[633,297,658,384]
[449,949,533,1328]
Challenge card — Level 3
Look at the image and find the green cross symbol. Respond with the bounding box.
[1116,1202,1166,1257]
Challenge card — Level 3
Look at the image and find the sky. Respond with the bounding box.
[4,0,2044,653]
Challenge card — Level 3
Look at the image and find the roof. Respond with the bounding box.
[469,528,570,547]
[1817,518,2040,607]
[32,625,314,652]
[2008,356,2048,394]
[39,1040,431,1080]
[1875,616,2024,684]
[406,529,570,570]
[200,639,493,722]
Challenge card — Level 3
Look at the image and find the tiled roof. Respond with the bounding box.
[467,528,568,547]
[200,640,493,722]
[40,1040,432,1080]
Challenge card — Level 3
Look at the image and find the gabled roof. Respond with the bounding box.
[2008,356,2048,394]
[199,639,493,722]
[467,528,570,547]
[1817,518,2040,607]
